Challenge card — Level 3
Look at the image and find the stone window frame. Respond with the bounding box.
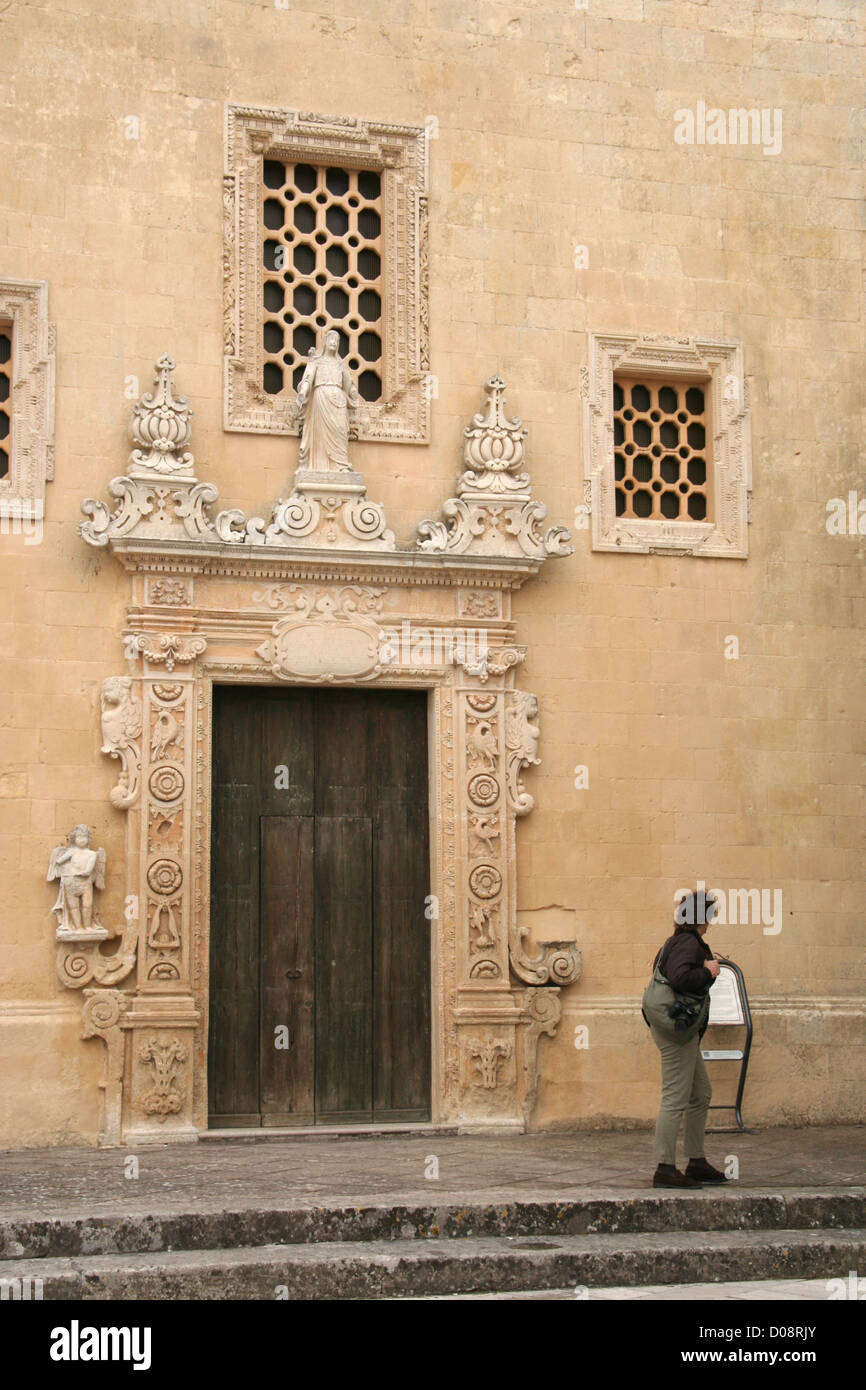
[0,279,55,517]
[224,105,429,444]
[583,332,751,558]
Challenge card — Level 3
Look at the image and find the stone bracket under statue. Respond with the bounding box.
[69,349,580,1146]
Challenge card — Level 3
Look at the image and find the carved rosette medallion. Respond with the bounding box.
[468,773,499,808]
[146,859,183,895]
[149,765,185,803]
[468,865,502,900]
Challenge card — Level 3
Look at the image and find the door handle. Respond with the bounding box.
[285,969,302,979]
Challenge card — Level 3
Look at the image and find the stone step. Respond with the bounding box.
[414,1277,844,1300]
[2,1188,863,1261]
[1,1228,864,1300]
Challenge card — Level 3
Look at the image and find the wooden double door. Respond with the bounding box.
[208,686,431,1127]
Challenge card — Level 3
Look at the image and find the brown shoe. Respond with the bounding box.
[685,1157,729,1183]
[652,1163,703,1189]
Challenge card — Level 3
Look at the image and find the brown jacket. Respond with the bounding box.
[654,928,714,995]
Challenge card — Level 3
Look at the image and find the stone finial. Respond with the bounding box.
[129,355,195,479]
[459,374,530,498]
[416,376,573,560]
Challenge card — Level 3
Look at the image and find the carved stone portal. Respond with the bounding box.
[70,357,580,1144]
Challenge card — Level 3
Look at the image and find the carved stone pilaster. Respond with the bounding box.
[460,689,509,986]
[140,679,194,989]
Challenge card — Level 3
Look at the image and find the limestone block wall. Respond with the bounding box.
[0,0,863,1146]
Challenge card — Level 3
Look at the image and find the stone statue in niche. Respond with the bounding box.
[47,825,108,940]
[295,329,360,472]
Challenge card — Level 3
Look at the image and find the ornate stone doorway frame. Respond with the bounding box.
[67,363,580,1145]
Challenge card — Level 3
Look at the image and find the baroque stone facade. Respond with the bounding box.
[2,0,864,1149]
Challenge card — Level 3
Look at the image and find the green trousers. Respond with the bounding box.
[650,1024,713,1165]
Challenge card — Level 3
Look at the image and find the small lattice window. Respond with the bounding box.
[613,376,710,522]
[584,334,750,557]
[0,323,11,480]
[261,160,384,404]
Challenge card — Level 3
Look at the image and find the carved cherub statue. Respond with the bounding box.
[47,825,108,939]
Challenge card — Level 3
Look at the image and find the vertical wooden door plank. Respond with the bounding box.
[260,815,316,1125]
[208,686,262,1126]
[371,692,431,1121]
[314,814,373,1122]
[259,687,315,819]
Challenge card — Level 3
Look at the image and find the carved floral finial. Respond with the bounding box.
[460,375,529,493]
[129,355,195,478]
[416,375,573,559]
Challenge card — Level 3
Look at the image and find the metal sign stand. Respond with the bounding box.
[702,956,755,1134]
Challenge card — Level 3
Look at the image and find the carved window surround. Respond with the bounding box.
[582,332,751,558]
[0,279,55,518]
[69,365,577,1145]
[224,105,429,444]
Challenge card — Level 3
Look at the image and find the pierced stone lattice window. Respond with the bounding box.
[584,333,751,558]
[224,107,428,443]
[0,323,11,479]
[613,376,710,523]
[0,279,55,517]
[262,160,384,403]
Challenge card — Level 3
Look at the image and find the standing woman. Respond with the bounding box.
[642,889,729,1189]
